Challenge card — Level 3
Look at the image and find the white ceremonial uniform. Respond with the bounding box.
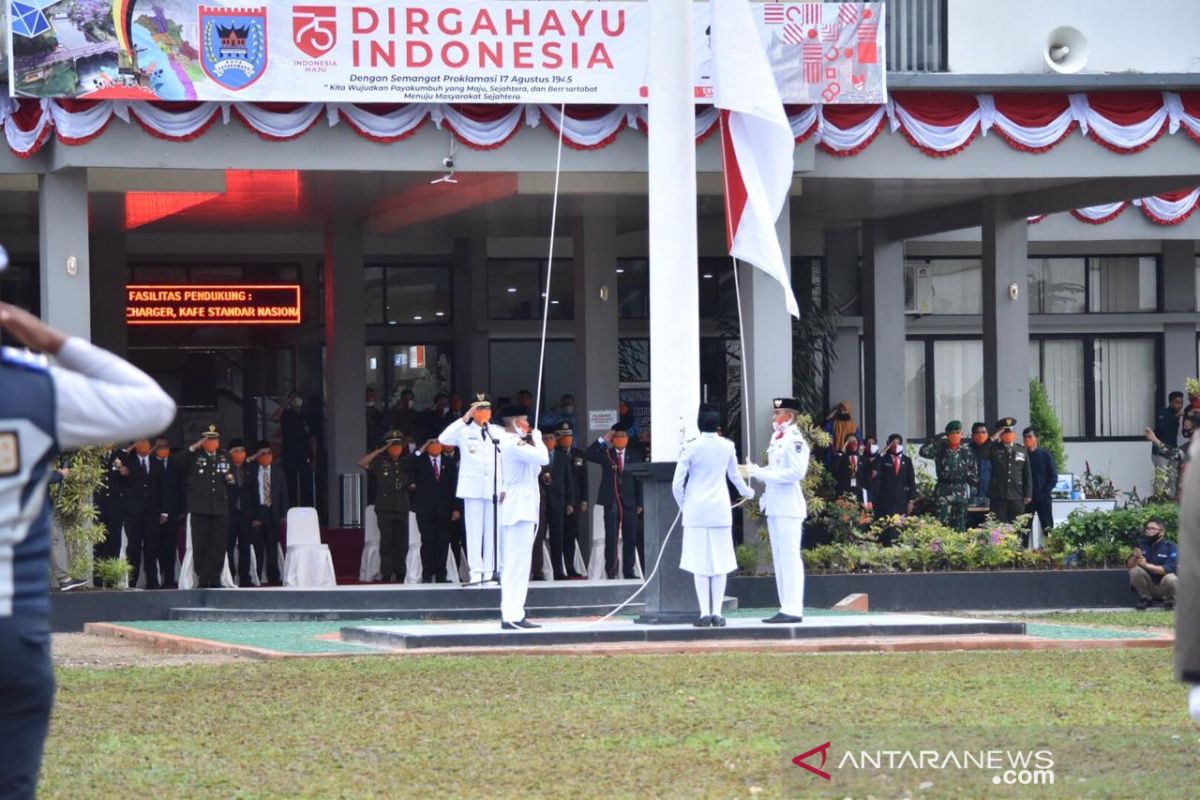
[498,431,549,623]
[672,433,752,577]
[748,423,810,618]
[439,417,507,582]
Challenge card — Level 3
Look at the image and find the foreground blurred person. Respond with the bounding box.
[1174,435,1200,723]
[0,299,175,799]
[673,407,753,627]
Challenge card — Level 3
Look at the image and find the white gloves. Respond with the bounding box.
[742,487,756,501]
[1190,685,1200,724]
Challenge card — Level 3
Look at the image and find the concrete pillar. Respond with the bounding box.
[573,197,620,441]
[824,227,862,429]
[981,197,1030,426]
[452,237,480,393]
[39,170,90,339]
[323,221,367,523]
[1161,240,1197,397]
[90,228,128,357]
[466,231,489,395]
[647,0,700,462]
[861,222,905,441]
[740,196,793,461]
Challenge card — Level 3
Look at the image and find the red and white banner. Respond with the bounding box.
[713,0,800,317]
[8,1,885,105]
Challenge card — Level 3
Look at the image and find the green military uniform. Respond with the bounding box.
[987,417,1031,523]
[186,424,234,588]
[918,421,978,531]
[368,430,412,582]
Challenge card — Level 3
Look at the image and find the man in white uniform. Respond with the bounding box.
[746,397,810,624]
[496,405,549,629]
[438,395,506,585]
[673,407,754,627]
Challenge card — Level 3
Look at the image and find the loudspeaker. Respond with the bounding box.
[1044,26,1089,74]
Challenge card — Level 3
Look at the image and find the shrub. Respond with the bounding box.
[1029,378,1067,472]
[94,558,131,589]
[1045,502,1177,553]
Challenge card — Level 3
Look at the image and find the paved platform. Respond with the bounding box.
[339,612,1026,651]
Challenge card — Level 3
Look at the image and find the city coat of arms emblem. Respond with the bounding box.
[199,6,268,91]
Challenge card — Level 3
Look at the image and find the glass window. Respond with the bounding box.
[1088,256,1157,312]
[932,340,984,431]
[617,258,649,319]
[364,267,385,325]
[905,340,926,440]
[792,256,824,311]
[699,258,738,318]
[1029,339,1085,437]
[488,259,573,320]
[367,343,454,410]
[1028,257,1085,314]
[619,338,651,383]
[904,258,980,314]
[384,265,451,325]
[1093,338,1155,437]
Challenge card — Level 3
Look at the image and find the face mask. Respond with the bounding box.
[868,444,879,454]
[202,439,220,454]
[946,433,962,448]
[845,443,858,454]
[258,454,274,467]
[443,446,456,455]
[1000,431,1016,445]
[230,451,246,466]
[559,436,573,449]
[1146,528,1163,541]
[155,447,170,459]
[403,399,414,410]
[512,419,530,435]
[889,442,902,454]
[835,412,851,421]
[387,445,403,458]
[134,442,151,456]
[366,400,376,408]
[613,435,629,449]
[972,433,988,445]
[292,397,303,409]
[425,443,443,456]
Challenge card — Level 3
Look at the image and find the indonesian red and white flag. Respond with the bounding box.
[712,0,800,318]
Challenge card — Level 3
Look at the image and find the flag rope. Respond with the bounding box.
[532,102,567,430]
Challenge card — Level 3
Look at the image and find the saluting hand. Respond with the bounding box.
[0,302,67,354]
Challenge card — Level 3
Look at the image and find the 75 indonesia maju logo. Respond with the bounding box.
[293,5,337,59]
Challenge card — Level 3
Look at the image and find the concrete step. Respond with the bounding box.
[168,603,647,622]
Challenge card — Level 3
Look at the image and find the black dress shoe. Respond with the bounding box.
[501,621,521,630]
[566,572,585,579]
[712,616,727,627]
[1135,597,1151,611]
[763,612,803,624]
[694,615,713,628]
[552,573,568,581]
[514,619,541,629]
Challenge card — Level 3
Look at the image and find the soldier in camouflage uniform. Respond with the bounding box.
[918,420,978,531]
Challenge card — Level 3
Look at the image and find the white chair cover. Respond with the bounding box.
[359,505,382,582]
[404,511,422,584]
[282,507,337,587]
[572,533,588,576]
[539,536,554,581]
[178,515,237,589]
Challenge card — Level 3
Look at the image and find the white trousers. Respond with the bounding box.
[499,520,537,623]
[462,497,496,579]
[768,515,805,617]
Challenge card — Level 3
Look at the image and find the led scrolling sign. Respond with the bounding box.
[126,284,302,326]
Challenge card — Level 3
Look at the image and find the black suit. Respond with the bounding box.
[586,441,644,579]
[247,463,288,584]
[155,454,184,585]
[226,462,253,581]
[93,449,125,569]
[832,450,871,504]
[541,446,576,579]
[121,452,164,588]
[567,447,590,569]
[870,451,918,518]
[410,453,457,582]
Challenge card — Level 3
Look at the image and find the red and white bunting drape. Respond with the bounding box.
[6,92,1200,225]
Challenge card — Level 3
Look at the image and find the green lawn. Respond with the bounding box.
[998,609,1176,630]
[44,649,1196,799]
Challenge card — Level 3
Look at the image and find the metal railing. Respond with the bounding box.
[886,0,947,73]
